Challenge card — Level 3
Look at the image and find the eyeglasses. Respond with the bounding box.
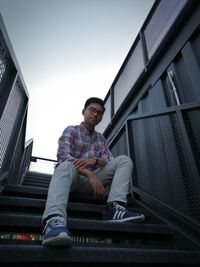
[86,107,104,116]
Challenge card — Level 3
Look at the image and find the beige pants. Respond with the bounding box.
[42,155,133,222]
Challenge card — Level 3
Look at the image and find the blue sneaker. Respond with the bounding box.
[42,215,72,246]
[102,202,145,223]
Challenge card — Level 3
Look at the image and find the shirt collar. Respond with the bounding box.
[80,122,97,137]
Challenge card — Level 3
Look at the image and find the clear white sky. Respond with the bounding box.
[0,0,154,173]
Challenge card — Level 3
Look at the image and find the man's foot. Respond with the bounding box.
[42,215,72,247]
[102,202,145,223]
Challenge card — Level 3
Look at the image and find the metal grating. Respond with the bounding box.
[0,45,6,83]
[0,81,22,169]
[131,112,200,223]
[0,32,16,95]
[109,127,128,157]
[183,108,200,177]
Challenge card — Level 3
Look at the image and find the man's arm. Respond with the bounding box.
[73,158,106,200]
[57,126,76,163]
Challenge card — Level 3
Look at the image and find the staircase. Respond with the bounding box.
[0,171,200,265]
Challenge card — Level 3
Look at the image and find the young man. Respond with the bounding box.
[42,97,145,247]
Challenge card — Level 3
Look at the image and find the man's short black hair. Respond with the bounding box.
[84,97,105,112]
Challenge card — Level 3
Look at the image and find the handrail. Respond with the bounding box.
[31,156,57,163]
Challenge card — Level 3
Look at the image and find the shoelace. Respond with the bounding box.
[111,203,127,220]
[113,202,126,212]
[43,216,65,233]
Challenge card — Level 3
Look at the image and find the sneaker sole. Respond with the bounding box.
[42,232,72,247]
[107,214,145,223]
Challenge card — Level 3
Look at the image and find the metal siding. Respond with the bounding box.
[96,94,111,133]
[144,0,187,58]
[113,40,144,113]
[109,127,128,157]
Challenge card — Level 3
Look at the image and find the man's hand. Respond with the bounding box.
[73,159,105,200]
[73,158,95,169]
[88,174,106,200]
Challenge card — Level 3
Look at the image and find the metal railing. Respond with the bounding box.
[108,101,200,246]
[0,13,29,189]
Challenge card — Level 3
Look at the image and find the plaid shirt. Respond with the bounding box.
[57,122,113,166]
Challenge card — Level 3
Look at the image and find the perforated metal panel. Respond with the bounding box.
[0,81,23,168]
[0,48,6,82]
[130,110,200,223]
[183,108,200,176]
[0,31,18,170]
[109,126,128,157]
[0,14,28,185]
[0,32,16,97]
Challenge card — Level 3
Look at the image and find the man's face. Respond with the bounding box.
[83,102,104,126]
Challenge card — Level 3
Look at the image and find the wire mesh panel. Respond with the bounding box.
[0,46,6,82]
[0,15,28,185]
[183,108,200,179]
[0,33,17,113]
[130,111,200,223]
[109,126,128,157]
[0,80,23,168]
[0,24,18,172]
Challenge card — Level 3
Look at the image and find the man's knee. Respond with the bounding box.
[55,160,77,175]
[116,155,133,167]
